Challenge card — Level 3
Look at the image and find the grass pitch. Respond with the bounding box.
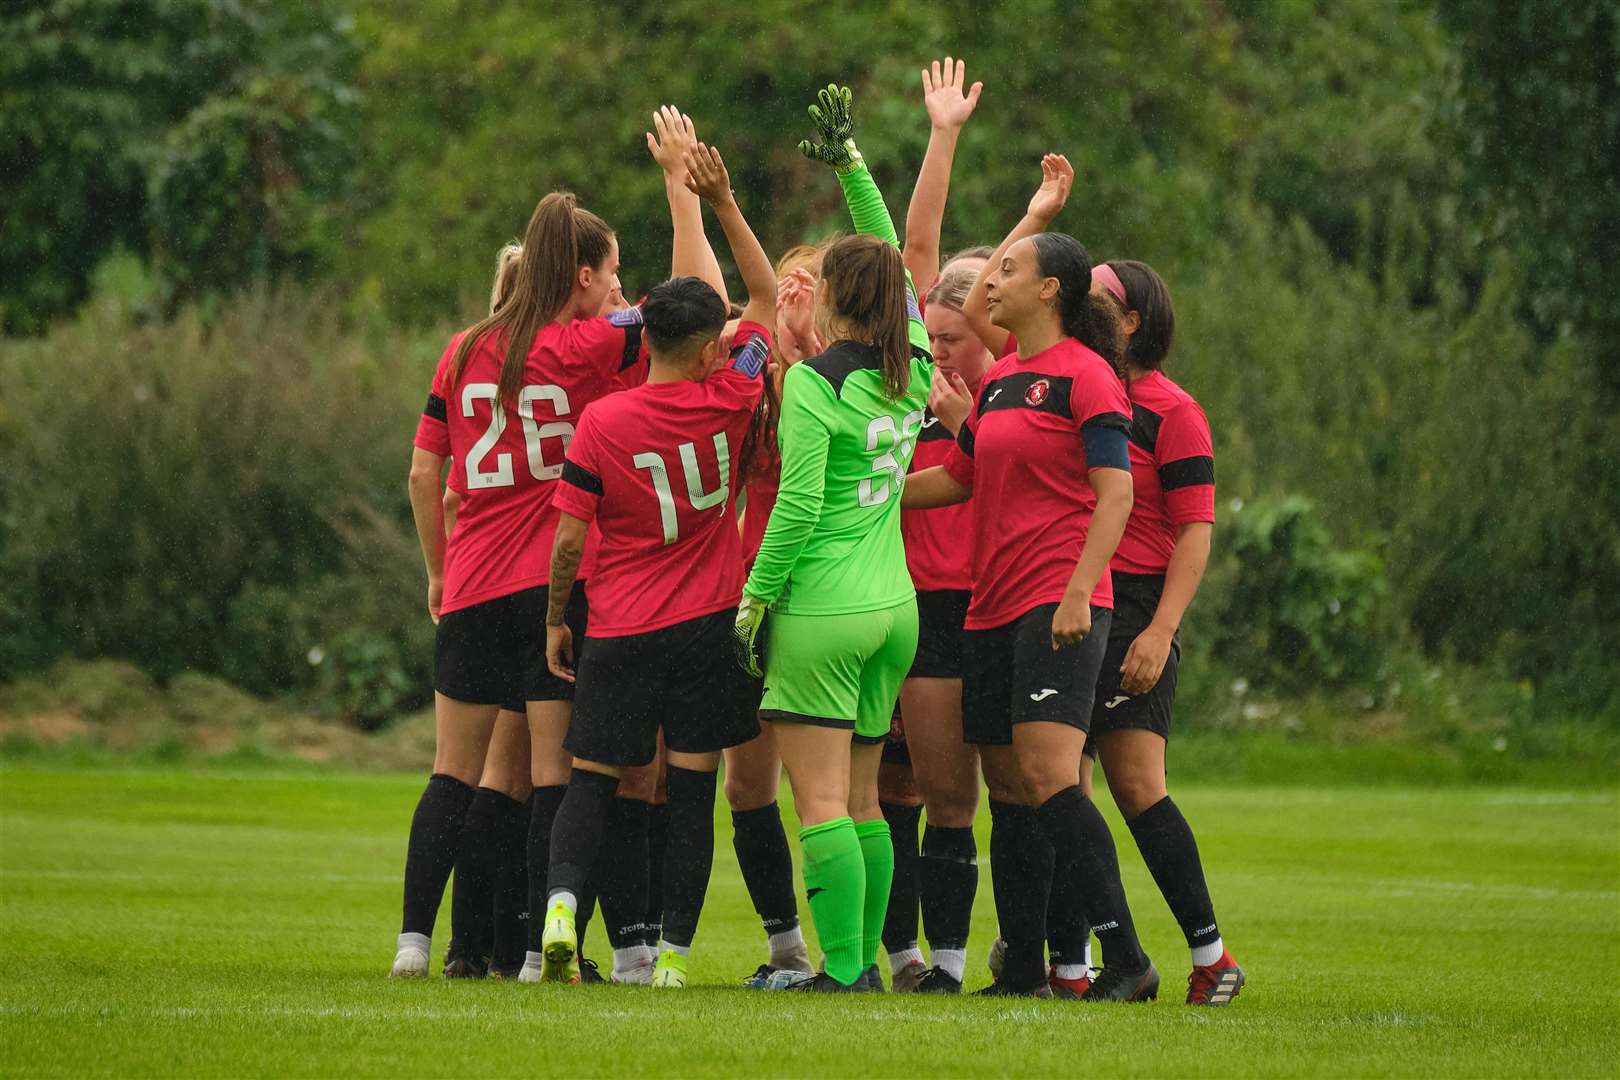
[1,764,1616,1078]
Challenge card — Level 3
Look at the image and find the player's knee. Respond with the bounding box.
[530,746,572,788]
[1107,771,1165,819]
[724,768,776,811]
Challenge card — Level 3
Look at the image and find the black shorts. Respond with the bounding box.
[909,589,970,679]
[1087,573,1177,755]
[434,583,588,709]
[961,602,1112,746]
[567,608,763,767]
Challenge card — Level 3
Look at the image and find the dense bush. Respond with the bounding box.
[0,288,438,725]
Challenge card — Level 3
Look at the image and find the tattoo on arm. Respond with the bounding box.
[547,544,582,626]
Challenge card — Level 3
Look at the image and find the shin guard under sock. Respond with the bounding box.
[525,785,566,950]
[488,790,530,970]
[878,802,920,954]
[597,797,652,950]
[659,767,719,949]
[731,802,800,937]
[1127,795,1221,954]
[918,824,977,953]
[988,799,1053,989]
[402,773,475,937]
[545,769,618,904]
[855,818,895,972]
[449,787,502,959]
[1037,785,1147,969]
[799,817,865,985]
[645,801,669,943]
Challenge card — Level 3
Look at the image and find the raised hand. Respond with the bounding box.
[776,269,822,362]
[798,83,861,172]
[646,105,698,176]
[921,56,983,130]
[682,142,734,205]
[1027,153,1075,223]
[927,367,974,435]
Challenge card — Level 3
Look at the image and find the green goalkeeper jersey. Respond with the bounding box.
[743,162,933,616]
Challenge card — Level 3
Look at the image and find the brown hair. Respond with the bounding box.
[925,263,979,312]
[941,244,994,267]
[819,234,912,399]
[1108,259,1175,370]
[449,192,613,408]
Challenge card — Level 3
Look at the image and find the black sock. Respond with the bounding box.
[1128,796,1220,950]
[731,801,800,937]
[880,801,922,953]
[645,801,669,944]
[547,768,620,901]
[1046,858,1093,970]
[918,824,977,952]
[402,773,475,937]
[1036,785,1147,969]
[525,785,567,950]
[659,767,719,948]
[576,882,597,950]
[597,797,651,951]
[988,799,1052,989]
[489,790,530,971]
[449,787,502,959]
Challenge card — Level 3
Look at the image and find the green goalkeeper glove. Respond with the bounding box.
[798,83,864,175]
[734,593,768,678]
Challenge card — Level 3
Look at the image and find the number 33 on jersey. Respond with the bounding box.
[744,340,933,617]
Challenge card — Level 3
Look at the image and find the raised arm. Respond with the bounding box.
[963,153,1075,357]
[800,83,928,354]
[903,57,982,291]
[684,142,776,334]
[647,106,728,307]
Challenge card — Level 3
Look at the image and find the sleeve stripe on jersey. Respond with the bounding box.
[560,460,603,495]
[423,393,448,422]
[1080,410,1132,434]
[1159,455,1215,490]
[730,335,769,378]
[955,423,976,458]
[1081,425,1131,471]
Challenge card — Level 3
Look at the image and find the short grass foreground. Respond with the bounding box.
[2,767,1616,1078]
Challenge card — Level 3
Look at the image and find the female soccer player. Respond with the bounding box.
[903,154,1159,1001]
[874,59,988,995]
[884,260,998,995]
[392,106,720,980]
[735,84,933,992]
[538,139,777,988]
[1080,259,1244,1005]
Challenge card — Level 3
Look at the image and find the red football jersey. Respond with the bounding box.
[412,308,649,615]
[740,448,780,567]
[943,337,1132,629]
[1113,370,1215,574]
[553,323,771,637]
[902,406,975,592]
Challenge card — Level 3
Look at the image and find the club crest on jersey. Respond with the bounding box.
[1024,378,1051,406]
[608,306,644,328]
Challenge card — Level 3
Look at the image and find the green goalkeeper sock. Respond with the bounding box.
[854,818,894,973]
[799,817,865,985]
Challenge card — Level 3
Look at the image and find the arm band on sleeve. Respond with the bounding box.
[955,423,976,458]
[1081,424,1131,472]
[1158,455,1215,490]
[423,393,448,421]
[560,461,603,495]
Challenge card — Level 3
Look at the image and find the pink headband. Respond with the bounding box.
[1092,263,1127,306]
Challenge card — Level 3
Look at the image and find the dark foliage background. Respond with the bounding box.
[2,0,1615,739]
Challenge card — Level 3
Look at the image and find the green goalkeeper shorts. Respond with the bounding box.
[759,599,919,742]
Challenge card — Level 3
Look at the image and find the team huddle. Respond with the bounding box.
[392,59,1243,1005]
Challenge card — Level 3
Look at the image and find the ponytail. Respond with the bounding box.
[448,192,613,408]
[820,234,912,400]
[737,352,782,487]
[1030,232,1126,377]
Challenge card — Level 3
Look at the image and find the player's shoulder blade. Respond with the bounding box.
[803,341,882,399]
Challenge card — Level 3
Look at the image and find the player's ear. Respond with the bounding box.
[576,263,593,292]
